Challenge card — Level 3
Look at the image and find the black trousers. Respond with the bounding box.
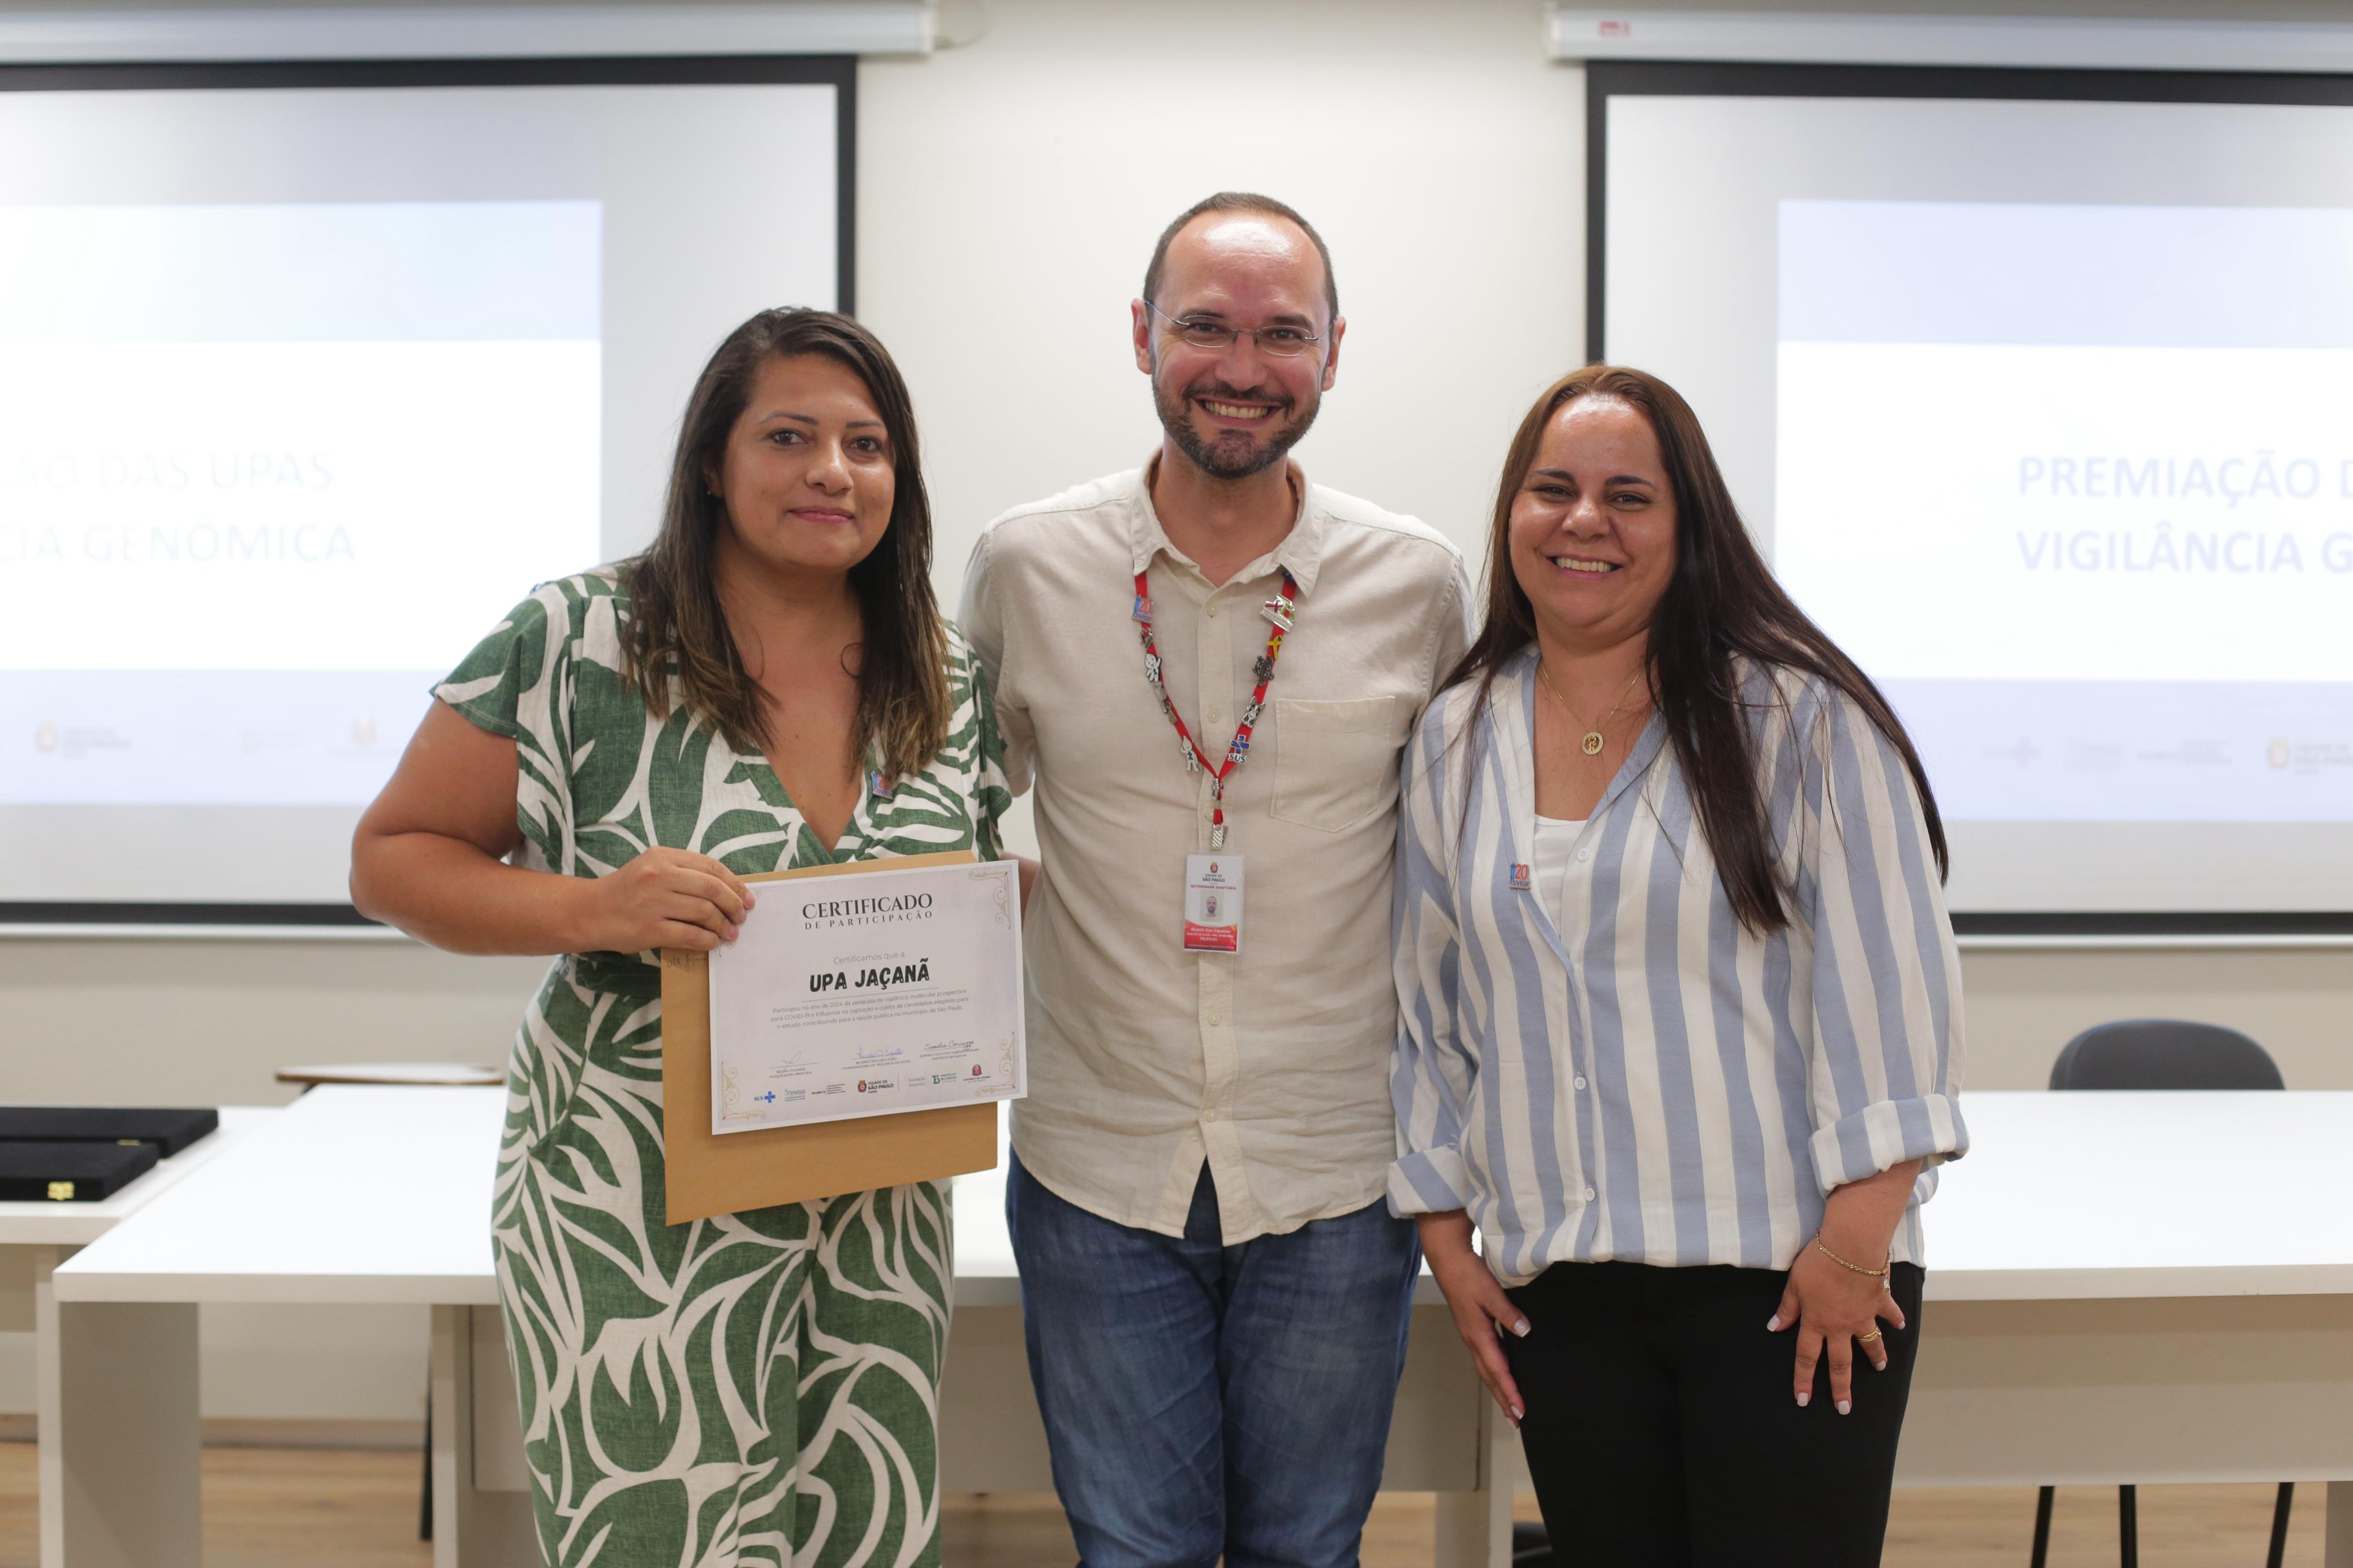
[1505,1259,1927,1568]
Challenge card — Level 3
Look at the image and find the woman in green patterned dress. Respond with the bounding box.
[352,308,1010,1568]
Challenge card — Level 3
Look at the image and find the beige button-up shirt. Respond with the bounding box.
[959,460,1472,1242]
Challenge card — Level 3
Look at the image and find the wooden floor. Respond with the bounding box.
[0,1440,2328,1565]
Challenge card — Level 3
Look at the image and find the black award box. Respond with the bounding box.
[0,1139,161,1202]
[0,1106,219,1156]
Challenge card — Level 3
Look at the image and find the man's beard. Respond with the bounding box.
[1154,375,1321,481]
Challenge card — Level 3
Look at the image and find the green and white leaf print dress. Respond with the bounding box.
[435,568,1010,1568]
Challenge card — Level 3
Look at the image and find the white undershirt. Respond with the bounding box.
[1532,814,1587,923]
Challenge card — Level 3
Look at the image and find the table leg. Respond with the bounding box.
[429,1305,537,1568]
[2326,1480,2353,1568]
[0,1245,35,1333]
[41,1263,200,1568]
[1433,1394,1514,1568]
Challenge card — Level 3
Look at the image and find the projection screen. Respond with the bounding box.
[1589,64,2353,932]
[0,58,850,925]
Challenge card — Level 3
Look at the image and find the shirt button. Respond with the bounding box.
[1574,1075,1588,1091]
[1204,1105,1221,1121]
[1583,1186,1597,1202]
[1206,1012,1225,1027]
[1206,600,1220,617]
[1206,706,1223,724]
[1578,848,1593,863]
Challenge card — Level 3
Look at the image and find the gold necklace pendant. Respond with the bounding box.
[1540,655,1644,763]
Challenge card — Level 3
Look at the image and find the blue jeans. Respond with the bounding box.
[1006,1152,1419,1568]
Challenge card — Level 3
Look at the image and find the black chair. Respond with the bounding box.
[2046,1020,2284,1093]
[2031,1019,2291,1568]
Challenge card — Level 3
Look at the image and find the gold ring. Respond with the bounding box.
[1858,1329,1882,1342]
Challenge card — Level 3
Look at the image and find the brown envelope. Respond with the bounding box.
[660,849,999,1224]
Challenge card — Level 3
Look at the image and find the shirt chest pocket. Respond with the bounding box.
[1269,695,1404,832]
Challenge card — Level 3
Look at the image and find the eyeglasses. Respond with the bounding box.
[1145,300,1324,358]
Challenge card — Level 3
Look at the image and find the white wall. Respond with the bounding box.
[2,0,2348,1427]
[861,0,1585,590]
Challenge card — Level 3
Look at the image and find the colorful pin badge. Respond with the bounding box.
[1509,863,1532,891]
[1260,599,1294,633]
[1132,593,1153,623]
[869,770,896,800]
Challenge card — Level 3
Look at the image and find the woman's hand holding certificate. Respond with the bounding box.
[570,847,759,953]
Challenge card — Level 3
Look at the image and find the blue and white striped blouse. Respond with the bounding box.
[1387,648,1967,1284]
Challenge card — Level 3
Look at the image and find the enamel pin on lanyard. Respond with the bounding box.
[1135,568,1299,954]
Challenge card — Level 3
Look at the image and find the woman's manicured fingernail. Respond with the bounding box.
[1795,1391,1810,1407]
[1874,1360,1889,1373]
[1766,1315,1781,1332]
[1837,1399,1852,1415]
[1512,1318,1531,1337]
[1511,1404,1524,1420]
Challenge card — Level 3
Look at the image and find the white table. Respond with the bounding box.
[43,1089,2353,1568]
[958,1094,2353,1566]
[2,1108,272,1568]
[1900,1091,2353,1533]
[1425,1091,2353,1566]
[41,1087,1494,1568]
[46,1087,523,1568]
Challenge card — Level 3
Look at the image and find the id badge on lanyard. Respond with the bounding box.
[1134,566,1299,957]
[1183,854,1244,953]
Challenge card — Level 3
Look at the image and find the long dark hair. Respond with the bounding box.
[1448,365,1947,932]
[621,308,951,783]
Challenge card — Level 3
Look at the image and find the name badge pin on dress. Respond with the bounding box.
[1509,863,1532,891]
[869,770,896,801]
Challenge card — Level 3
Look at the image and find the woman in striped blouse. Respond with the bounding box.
[1390,366,1966,1566]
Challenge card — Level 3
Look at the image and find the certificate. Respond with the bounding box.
[706,857,1024,1135]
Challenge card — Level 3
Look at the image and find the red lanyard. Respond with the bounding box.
[1134,567,1299,850]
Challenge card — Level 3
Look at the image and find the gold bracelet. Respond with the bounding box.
[1812,1236,1890,1279]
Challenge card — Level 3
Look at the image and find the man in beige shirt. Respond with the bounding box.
[960,192,1471,1568]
